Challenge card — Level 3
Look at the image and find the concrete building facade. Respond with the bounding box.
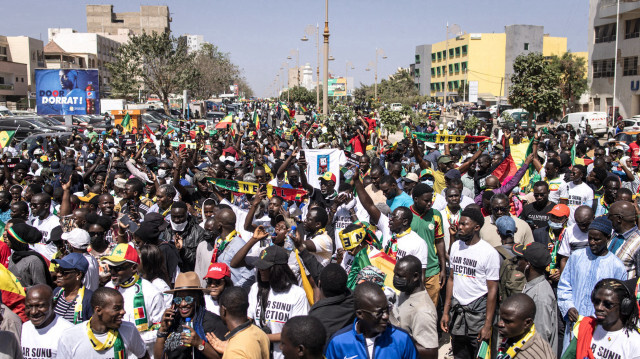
[48,28,121,93]
[180,34,207,54]
[588,0,640,118]
[86,5,170,35]
[412,25,567,104]
[5,36,44,93]
[0,36,29,104]
[413,44,432,96]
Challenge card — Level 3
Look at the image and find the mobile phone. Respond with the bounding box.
[259,183,266,192]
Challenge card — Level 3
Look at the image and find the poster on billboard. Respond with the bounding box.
[328,78,347,97]
[35,69,100,115]
[468,81,479,103]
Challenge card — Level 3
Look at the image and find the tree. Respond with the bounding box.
[549,53,588,115]
[281,86,315,104]
[107,31,198,112]
[508,52,564,126]
[354,68,427,107]
[191,43,254,100]
[457,82,469,101]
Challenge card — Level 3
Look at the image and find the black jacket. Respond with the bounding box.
[158,241,182,283]
[309,290,357,343]
[161,216,205,272]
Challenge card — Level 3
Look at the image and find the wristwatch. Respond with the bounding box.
[197,340,205,352]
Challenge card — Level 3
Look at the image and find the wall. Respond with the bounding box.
[467,33,507,101]
[414,44,431,96]
[504,25,544,97]
[86,5,170,36]
[6,36,44,91]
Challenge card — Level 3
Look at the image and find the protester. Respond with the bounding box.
[52,252,94,323]
[280,316,326,359]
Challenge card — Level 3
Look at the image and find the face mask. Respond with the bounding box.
[548,220,564,230]
[455,232,474,242]
[422,180,434,187]
[158,169,168,178]
[171,219,188,232]
[393,276,418,292]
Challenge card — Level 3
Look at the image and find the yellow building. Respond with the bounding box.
[425,25,568,102]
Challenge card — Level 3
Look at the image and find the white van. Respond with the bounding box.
[559,112,607,136]
[0,106,13,117]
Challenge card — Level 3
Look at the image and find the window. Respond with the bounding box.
[437,52,442,61]
[454,81,459,89]
[524,43,529,50]
[455,47,461,56]
[454,63,460,73]
[462,45,468,55]
[449,48,454,57]
[430,83,435,91]
[431,68,435,76]
[0,46,7,61]
[415,68,420,77]
[415,54,421,64]
[461,61,468,72]
[442,50,446,59]
[626,18,640,39]
[415,83,420,90]
[431,53,436,61]
[623,56,638,76]
[449,64,453,73]
[595,23,617,43]
[592,59,615,78]
[436,67,441,76]
[435,83,440,91]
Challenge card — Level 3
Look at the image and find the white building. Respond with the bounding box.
[47,28,120,93]
[588,0,640,118]
[180,34,207,54]
[301,63,314,91]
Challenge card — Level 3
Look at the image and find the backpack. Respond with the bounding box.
[496,245,526,302]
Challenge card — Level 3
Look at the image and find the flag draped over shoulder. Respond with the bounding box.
[208,178,307,202]
[412,132,490,144]
[0,131,15,149]
[0,263,26,322]
[346,249,372,290]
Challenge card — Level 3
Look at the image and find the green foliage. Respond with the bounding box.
[191,43,252,99]
[500,112,515,127]
[508,52,565,125]
[353,68,424,106]
[281,86,315,104]
[548,53,588,113]
[380,108,405,134]
[462,115,481,133]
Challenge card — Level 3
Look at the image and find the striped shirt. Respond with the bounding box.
[611,226,640,278]
[511,332,555,359]
[53,295,77,323]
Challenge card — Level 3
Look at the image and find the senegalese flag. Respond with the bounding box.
[0,131,16,150]
[216,113,233,129]
[280,101,290,119]
[252,109,260,130]
[347,249,372,290]
[519,139,541,193]
[571,144,594,166]
[121,113,132,134]
[163,127,176,137]
[0,263,27,322]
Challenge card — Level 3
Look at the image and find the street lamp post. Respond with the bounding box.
[346,61,353,101]
[322,0,330,115]
[374,48,387,100]
[301,24,320,112]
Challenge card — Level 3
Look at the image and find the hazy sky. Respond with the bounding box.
[3,0,588,98]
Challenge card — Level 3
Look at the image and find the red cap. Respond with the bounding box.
[548,204,570,218]
[204,263,231,280]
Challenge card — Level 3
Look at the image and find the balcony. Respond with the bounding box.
[599,0,640,19]
[0,84,13,90]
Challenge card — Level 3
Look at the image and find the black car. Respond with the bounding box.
[17,132,86,152]
[472,110,493,128]
[0,118,55,140]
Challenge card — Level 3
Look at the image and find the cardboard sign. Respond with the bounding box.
[119,134,137,147]
[344,151,361,167]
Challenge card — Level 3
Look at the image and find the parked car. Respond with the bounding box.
[427,109,441,120]
[0,118,55,140]
[497,109,530,126]
[206,111,226,122]
[607,116,640,138]
[559,111,608,137]
[0,106,14,117]
[17,132,86,152]
[471,110,493,128]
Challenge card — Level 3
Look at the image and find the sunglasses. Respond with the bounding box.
[108,264,131,272]
[592,299,620,310]
[492,206,510,213]
[173,296,195,305]
[206,279,225,287]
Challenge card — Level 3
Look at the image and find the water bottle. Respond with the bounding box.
[182,317,192,347]
[285,226,296,252]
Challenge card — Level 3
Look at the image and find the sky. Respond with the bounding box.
[3,0,589,98]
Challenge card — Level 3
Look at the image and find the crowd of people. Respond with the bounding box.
[1,100,640,359]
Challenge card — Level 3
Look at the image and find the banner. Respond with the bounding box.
[344,151,361,167]
[412,132,490,144]
[35,69,100,115]
[302,149,346,191]
[208,178,308,202]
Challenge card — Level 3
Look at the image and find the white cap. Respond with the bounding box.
[62,228,91,250]
[439,124,444,130]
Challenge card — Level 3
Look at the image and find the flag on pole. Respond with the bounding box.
[143,124,156,143]
[121,113,132,134]
[0,131,15,150]
[252,109,260,130]
[571,144,594,166]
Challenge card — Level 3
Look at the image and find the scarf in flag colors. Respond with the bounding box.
[86,320,126,358]
[116,274,157,331]
[412,132,490,144]
[208,178,308,202]
[53,286,85,324]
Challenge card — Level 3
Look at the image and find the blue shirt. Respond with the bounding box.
[387,191,414,211]
[325,319,418,359]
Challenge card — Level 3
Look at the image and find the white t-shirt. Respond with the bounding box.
[204,295,220,315]
[395,231,429,269]
[150,277,172,309]
[82,252,100,292]
[21,315,73,359]
[557,224,589,257]
[432,193,473,213]
[247,283,309,359]
[449,238,500,305]
[564,182,594,226]
[308,232,333,266]
[31,214,61,260]
[57,321,148,359]
[590,325,640,359]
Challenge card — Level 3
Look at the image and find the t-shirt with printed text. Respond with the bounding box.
[449,238,500,305]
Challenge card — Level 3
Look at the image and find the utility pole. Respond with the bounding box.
[444,22,449,106]
[612,0,620,123]
[322,0,330,115]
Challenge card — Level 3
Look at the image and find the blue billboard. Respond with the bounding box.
[35,69,100,115]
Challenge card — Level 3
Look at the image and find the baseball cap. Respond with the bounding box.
[193,171,208,183]
[402,173,419,183]
[512,242,551,269]
[61,228,91,250]
[77,192,98,203]
[444,169,461,180]
[319,172,336,183]
[203,263,231,280]
[425,142,436,149]
[52,252,89,273]
[496,216,516,236]
[438,156,452,164]
[419,168,434,179]
[101,243,140,266]
[254,246,289,270]
[548,204,570,218]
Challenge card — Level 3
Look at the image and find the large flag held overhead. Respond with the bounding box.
[143,124,156,143]
[215,113,233,129]
[571,144,594,166]
[0,131,15,150]
[0,263,26,322]
[121,113,132,134]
